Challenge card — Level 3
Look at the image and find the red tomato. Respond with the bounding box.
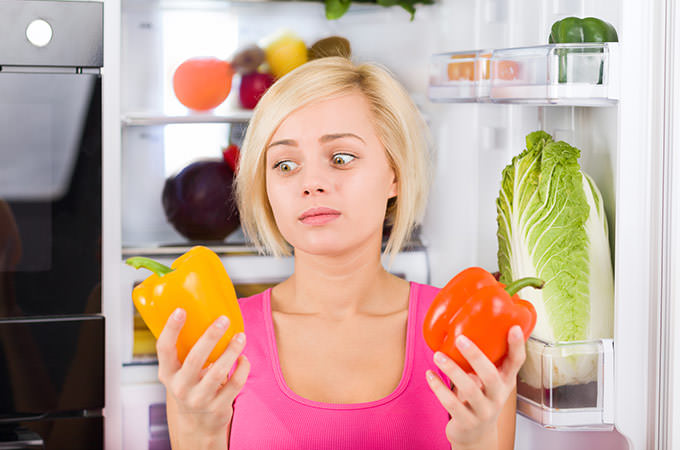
[173,57,234,111]
[239,72,275,109]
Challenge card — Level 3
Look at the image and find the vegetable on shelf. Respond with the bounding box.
[126,246,244,366]
[548,17,618,44]
[239,71,275,109]
[308,36,352,60]
[446,54,476,81]
[162,146,240,241]
[172,57,234,111]
[548,17,618,84]
[446,53,519,82]
[323,0,434,21]
[231,44,266,75]
[264,31,308,79]
[423,267,540,373]
[496,131,615,387]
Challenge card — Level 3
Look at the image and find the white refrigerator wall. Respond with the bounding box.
[105,0,671,448]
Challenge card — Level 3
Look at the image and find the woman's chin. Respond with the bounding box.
[291,237,378,258]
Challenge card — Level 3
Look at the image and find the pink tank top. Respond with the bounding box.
[229,282,452,449]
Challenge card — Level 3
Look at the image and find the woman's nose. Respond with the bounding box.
[301,171,328,196]
[303,184,325,196]
[300,158,330,196]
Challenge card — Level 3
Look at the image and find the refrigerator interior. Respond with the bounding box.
[110,0,652,449]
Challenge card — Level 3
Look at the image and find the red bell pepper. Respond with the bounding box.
[423,267,542,373]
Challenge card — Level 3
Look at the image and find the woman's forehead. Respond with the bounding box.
[270,92,375,140]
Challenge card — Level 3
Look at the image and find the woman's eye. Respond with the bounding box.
[274,160,298,173]
[332,153,355,165]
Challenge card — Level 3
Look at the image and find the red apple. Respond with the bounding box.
[239,72,275,109]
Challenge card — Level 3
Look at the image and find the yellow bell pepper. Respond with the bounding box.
[125,245,244,365]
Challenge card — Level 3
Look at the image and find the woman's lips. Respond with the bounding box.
[299,213,341,225]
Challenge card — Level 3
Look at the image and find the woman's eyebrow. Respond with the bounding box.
[266,139,297,151]
[318,133,365,144]
[266,133,365,151]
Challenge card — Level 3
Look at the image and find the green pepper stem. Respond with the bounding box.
[505,277,545,297]
[125,257,173,277]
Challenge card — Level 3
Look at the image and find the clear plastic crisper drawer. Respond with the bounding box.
[516,336,614,430]
[490,43,619,105]
[428,50,492,102]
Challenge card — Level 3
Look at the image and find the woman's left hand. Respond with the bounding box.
[426,325,526,450]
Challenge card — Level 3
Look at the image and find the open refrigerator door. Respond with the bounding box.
[101,0,674,449]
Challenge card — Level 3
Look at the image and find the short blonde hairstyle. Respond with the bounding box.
[235,57,432,260]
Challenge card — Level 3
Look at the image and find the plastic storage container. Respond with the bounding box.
[516,336,615,429]
[490,43,619,105]
[428,50,491,102]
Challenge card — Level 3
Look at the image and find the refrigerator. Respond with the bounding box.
[0,1,105,448]
[101,0,679,449]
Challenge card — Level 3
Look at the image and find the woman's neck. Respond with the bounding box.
[272,240,407,320]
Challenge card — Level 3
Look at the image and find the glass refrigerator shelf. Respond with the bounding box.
[121,109,253,126]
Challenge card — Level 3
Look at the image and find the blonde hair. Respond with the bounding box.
[235,56,431,260]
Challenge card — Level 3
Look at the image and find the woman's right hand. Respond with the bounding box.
[157,308,250,450]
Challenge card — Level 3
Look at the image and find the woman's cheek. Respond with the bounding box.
[267,184,294,235]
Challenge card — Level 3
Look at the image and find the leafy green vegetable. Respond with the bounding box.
[324,0,433,20]
[325,0,351,20]
[496,131,614,387]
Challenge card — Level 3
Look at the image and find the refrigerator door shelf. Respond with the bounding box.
[428,43,619,106]
[516,336,615,430]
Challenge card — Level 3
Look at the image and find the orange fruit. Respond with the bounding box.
[173,57,234,110]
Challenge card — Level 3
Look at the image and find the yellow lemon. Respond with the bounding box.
[265,32,308,79]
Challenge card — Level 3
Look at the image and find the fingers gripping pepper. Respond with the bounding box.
[423,267,542,373]
[126,245,244,366]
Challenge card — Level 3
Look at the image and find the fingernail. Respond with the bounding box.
[234,332,246,344]
[215,316,229,329]
[512,326,523,339]
[426,370,436,382]
[456,334,471,350]
[172,308,185,321]
[434,352,448,365]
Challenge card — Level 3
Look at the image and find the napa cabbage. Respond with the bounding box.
[496,131,614,388]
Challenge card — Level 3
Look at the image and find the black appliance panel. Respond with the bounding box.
[0,75,102,318]
[0,316,104,419]
[0,415,102,449]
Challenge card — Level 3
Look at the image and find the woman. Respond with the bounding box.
[156,57,526,449]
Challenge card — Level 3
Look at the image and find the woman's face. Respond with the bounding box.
[265,91,397,257]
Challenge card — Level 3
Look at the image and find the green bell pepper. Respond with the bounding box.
[549,17,619,44]
[548,17,618,84]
